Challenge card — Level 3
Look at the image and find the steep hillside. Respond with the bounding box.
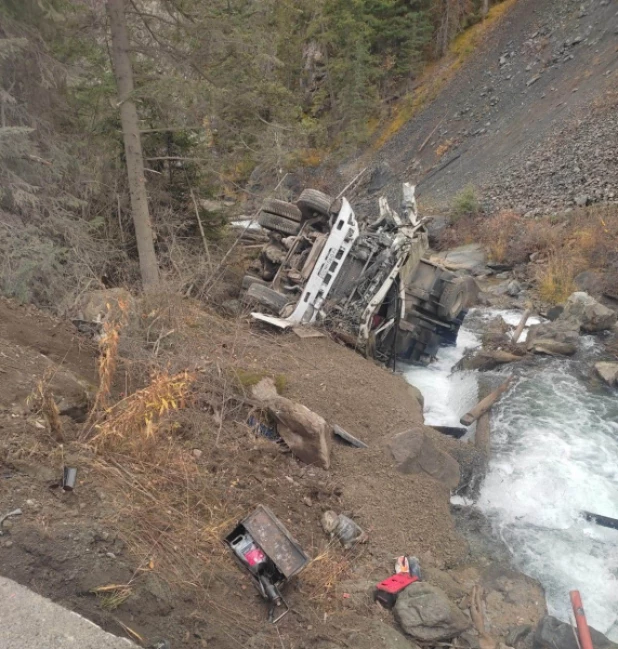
[348,0,618,215]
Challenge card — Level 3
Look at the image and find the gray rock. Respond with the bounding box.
[426,215,450,246]
[456,349,522,372]
[594,362,618,387]
[435,244,486,272]
[507,279,523,297]
[527,319,580,356]
[507,624,533,648]
[388,427,460,489]
[574,193,590,207]
[573,270,605,295]
[545,305,564,321]
[252,378,332,469]
[394,582,471,642]
[558,292,617,333]
[533,615,618,649]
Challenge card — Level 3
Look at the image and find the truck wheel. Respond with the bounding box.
[244,283,290,313]
[296,188,333,219]
[241,275,268,291]
[258,211,301,235]
[261,198,302,223]
[437,278,469,320]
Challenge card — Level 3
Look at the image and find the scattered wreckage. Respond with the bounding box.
[241,184,476,365]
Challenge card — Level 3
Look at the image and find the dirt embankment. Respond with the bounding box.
[0,295,544,649]
[340,0,618,216]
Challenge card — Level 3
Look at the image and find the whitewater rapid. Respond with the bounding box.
[403,309,618,639]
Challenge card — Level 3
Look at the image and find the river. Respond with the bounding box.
[403,309,618,639]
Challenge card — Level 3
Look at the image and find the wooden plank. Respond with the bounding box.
[460,377,513,427]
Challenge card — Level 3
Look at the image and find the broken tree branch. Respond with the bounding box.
[190,188,213,270]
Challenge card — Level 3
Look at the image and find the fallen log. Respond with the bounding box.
[581,511,618,531]
[460,377,513,427]
[511,309,532,344]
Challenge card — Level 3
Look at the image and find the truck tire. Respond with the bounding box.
[244,283,290,313]
[261,198,302,223]
[437,278,469,320]
[241,275,268,290]
[257,211,301,235]
[296,188,333,219]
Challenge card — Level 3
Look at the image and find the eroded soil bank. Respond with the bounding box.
[0,295,545,648]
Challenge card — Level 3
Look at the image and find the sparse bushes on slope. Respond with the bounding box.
[451,185,481,219]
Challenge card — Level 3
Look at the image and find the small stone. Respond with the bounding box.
[192,449,203,460]
[4,540,13,548]
[106,552,117,559]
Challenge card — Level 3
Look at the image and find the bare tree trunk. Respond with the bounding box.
[107,0,160,291]
[481,0,490,19]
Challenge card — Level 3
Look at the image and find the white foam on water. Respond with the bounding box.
[402,308,618,639]
[402,326,480,428]
[478,366,618,638]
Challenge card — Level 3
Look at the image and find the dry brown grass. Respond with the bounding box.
[89,370,196,454]
[441,203,618,304]
[537,252,578,304]
[301,545,351,604]
[29,378,64,442]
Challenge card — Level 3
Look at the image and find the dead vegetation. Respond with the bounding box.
[439,203,618,303]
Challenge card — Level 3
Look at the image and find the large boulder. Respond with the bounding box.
[456,349,522,372]
[558,292,617,333]
[433,244,487,274]
[526,320,579,356]
[533,615,618,649]
[252,378,332,469]
[388,427,460,489]
[394,582,471,642]
[594,362,618,387]
[270,397,332,469]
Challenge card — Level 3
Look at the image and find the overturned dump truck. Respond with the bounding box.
[241,184,475,366]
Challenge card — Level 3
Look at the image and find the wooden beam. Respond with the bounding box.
[512,309,532,344]
[460,377,513,427]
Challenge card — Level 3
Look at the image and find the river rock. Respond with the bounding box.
[394,582,471,642]
[526,319,580,356]
[481,316,510,347]
[594,362,618,386]
[456,348,522,372]
[506,280,522,297]
[388,427,460,489]
[558,292,617,333]
[533,615,618,649]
